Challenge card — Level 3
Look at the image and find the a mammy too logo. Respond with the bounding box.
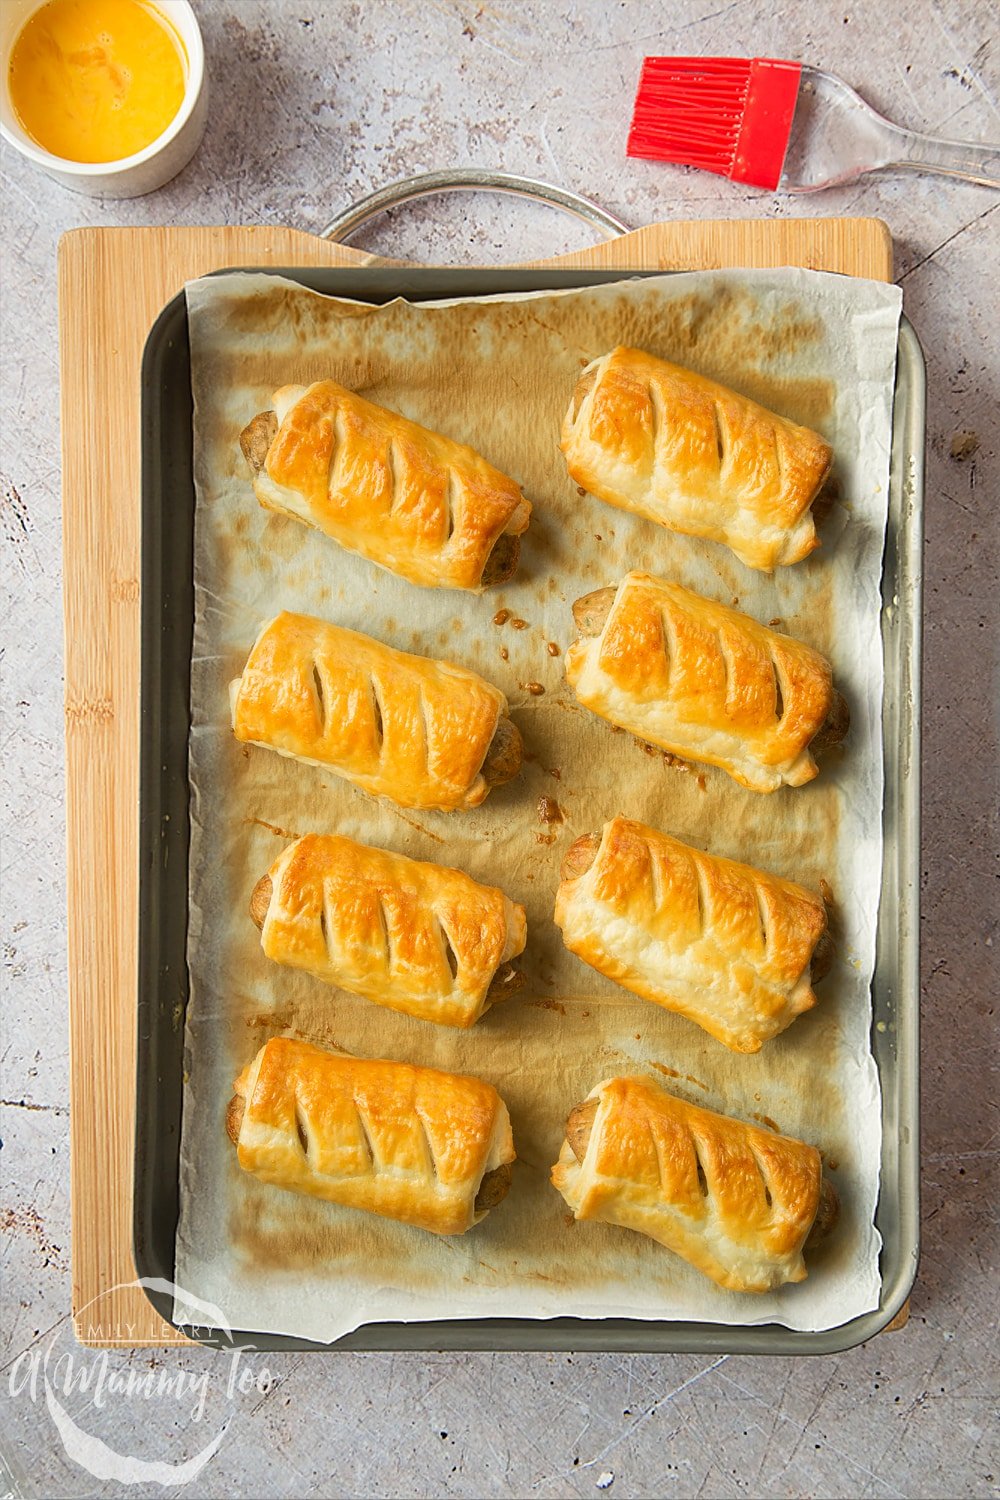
[8,1279,272,1486]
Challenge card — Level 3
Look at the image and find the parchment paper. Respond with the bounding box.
[174,268,902,1340]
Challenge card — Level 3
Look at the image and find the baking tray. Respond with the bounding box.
[135,266,923,1353]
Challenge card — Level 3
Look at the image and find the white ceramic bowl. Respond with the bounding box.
[0,0,207,198]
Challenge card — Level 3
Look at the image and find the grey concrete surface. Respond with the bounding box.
[1,1,998,1496]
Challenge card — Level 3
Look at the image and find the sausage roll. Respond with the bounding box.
[227,1037,516,1235]
[240,381,531,591]
[565,572,848,792]
[555,818,831,1052]
[561,346,832,571]
[551,1075,839,1293]
[231,611,523,810]
[250,833,527,1028]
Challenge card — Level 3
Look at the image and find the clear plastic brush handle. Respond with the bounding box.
[782,65,1000,192]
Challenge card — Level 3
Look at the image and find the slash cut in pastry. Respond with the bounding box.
[228,1038,516,1235]
[250,833,527,1028]
[551,1074,839,1292]
[230,611,523,811]
[565,571,849,792]
[555,817,832,1052]
[241,381,531,591]
[561,346,832,571]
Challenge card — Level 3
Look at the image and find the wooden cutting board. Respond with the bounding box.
[60,215,893,1347]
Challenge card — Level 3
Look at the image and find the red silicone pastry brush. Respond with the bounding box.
[627,57,1000,191]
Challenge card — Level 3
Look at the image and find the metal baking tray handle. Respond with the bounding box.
[320,169,631,245]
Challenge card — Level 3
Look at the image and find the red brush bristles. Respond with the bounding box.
[627,56,802,190]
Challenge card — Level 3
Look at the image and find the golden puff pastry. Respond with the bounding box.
[227,1037,516,1235]
[566,572,848,792]
[250,833,527,1028]
[551,1075,839,1293]
[555,818,831,1052]
[231,611,523,811]
[561,346,832,571]
[240,380,531,592]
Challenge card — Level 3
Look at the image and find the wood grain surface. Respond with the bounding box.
[59,216,893,1347]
